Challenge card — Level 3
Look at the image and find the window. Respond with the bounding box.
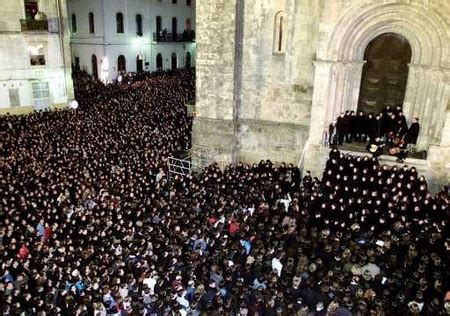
[171,52,177,70]
[185,52,191,69]
[29,43,46,66]
[89,12,95,33]
[172,17,177,41]
[74,56,80,71]
[186,0,191,6]
[92,55,98,79]
[156,53,163,70]
[156,16,162,41]
[32,81,50,111]
[9,88,20,107]
[185,18,191,30]
[273,11,286,54]
[136,14,143,36]
[71,14,77,33]
[25,1,39,20]
[172,0,177,4]
[116,12,124,34]
[117,55,126,72]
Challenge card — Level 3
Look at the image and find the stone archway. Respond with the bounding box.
[309,2,449,152]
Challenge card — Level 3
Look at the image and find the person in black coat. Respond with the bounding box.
[336,113,346,146]
[405,117,420,145]
[349,111,357,143]
[355,111,366,142]
[344,111,352,143]
[370,114,382,141]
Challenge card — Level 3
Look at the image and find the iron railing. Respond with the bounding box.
[20,19,48,32]
[153,32,195,43]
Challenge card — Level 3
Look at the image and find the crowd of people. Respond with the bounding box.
[1,70,449,315]
[328,106,421,161]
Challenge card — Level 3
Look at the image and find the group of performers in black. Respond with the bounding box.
[328,105,420,162]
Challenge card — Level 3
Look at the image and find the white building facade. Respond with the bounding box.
[68,0,196,82]
[0,0,74,113]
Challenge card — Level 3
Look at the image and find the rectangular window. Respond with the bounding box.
[29,43,46,66]
[136,14,143,36]
[32,81,50,111]
[116,12,124,34]
[172,0,177,4]
[186,0,191,5]
[89,13,95,33]
[72,14,77,33]
[9,88,20,107]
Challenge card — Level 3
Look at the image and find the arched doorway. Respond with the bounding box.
[358,33,412,113]
[136,55,143,72]
[185,52,191,69]
[91,54,98,79]
[117,55,126,72]
[156,53,163,70]
[171,53,177,70]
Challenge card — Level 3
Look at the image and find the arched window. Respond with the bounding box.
[172,17,177,41]
[273,11,286,54]
[91,54,98,79]
[156,53,163,70]
[156,16,162,41]
[71,14,77,33]
[171,53,177,70]
[89,12,95,34]
[185,52,191,69]
[116,12,124,34]
[117,55,126,72]
[136,14,143,36]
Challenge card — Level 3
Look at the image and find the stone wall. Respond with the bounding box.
[193,0,450,184]
[193,0,321,165]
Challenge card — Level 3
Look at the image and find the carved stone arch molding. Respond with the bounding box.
[310,1,450,151]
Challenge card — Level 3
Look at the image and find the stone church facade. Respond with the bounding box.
[192,0,449,186]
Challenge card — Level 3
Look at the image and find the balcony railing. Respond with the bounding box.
[20,19,48,32]
[153,31,195,43]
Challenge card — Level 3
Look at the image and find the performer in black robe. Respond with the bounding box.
[405,117,420,145]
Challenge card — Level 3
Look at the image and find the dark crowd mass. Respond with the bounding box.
[1,70,449,316]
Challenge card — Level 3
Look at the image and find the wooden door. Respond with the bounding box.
[358,33,412,114]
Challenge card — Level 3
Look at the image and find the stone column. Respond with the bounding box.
[310,60,366,144]
[309,60,334,145]
[345,61,366,112]
[404,65,449,151]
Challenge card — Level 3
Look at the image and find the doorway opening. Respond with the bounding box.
[358,33,412,114]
